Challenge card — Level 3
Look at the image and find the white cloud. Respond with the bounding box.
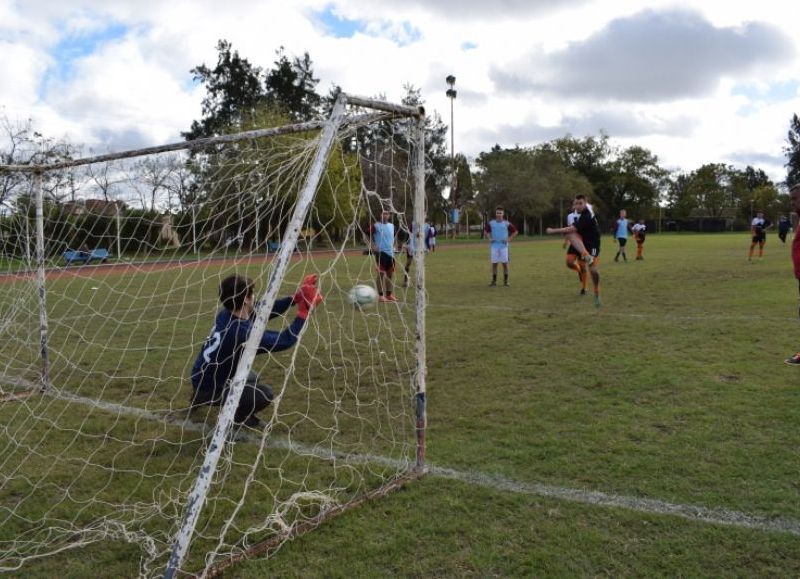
[0,0,798,184]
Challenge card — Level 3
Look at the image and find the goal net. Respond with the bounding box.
[0,95,427,577]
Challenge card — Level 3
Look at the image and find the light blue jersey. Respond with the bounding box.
[488,219,514,248]
[615,218,629,239]
[372,222,395,254]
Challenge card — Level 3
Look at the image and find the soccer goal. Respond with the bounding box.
[0,94,428,577]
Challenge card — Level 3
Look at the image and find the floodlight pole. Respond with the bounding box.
[446,75,457,239]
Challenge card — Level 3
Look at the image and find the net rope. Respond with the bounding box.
[0,104,424,576]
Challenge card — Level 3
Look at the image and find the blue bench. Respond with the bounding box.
[63,248,110,265]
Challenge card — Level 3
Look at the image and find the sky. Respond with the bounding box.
[1,0,799,184]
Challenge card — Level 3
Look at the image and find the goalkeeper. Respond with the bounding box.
[189,273,323,428]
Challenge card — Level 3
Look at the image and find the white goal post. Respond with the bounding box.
[0,93,428,577]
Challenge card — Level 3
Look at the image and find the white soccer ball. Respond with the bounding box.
[348,284,378,308]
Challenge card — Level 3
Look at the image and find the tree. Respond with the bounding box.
[183,40,265,140]
[264,48,321,122]
[784,113,800,187]
[475,145,591,232]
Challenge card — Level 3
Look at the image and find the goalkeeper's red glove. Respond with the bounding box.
[293,274,318,304]
[296,283,323,319]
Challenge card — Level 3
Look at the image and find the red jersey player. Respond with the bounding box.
[785,182,800,365]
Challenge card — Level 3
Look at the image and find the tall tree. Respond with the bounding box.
[784,113,800,187]
[183,40,265,140]
[264,48,321,122]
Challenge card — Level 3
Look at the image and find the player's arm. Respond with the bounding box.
[484,222,492,242]
[508,223,518,240]
[264,296,293,319]
[546,225,576,235]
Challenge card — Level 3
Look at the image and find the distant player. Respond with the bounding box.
[547,194,602,307]
[190,273,323,429]
[402,220,430,287]
[785,184,800,365]
[427,221,436,252]
[370,209,397,302]
[613,209,630,262]
[778,215,791,245]
[484,206,518,286]
[632,220,646,260]
[748,211,771,261]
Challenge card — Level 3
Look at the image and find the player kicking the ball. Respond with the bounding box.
[561,202,589,295]
[484,206,518,286]
[190,273,323,430]
[547,194,602,307]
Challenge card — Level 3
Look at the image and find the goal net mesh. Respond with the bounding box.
[0,99,425,576]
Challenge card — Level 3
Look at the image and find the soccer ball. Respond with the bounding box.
[348,284,378,308]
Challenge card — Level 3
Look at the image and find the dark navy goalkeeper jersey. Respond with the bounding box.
[191,297,303,393]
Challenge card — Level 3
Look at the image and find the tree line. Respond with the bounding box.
[2,39,800,256]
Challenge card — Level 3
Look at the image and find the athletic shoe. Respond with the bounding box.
[593,295,601,308]
[503,281,509,287]
[378,295,390,302]
[580,289,587,296]
[488,280,497,286]
[242,415,268,429]
[614,255,619,262]
[784,353,800,365]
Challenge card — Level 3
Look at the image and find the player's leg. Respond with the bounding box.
[565,232,594,265]
[759,239,765,258]
[385,255,396,300]
[748,239,756,260]
[566,253,586,295]
[636,239,644,260]
[502,256,509,286]
[589,260,601,307]
[235,372,274,428]
[786,280,800,364]
[375,252,385,296]
[620,237,627,261]
[403,252,413,287]
[489,248,498,286]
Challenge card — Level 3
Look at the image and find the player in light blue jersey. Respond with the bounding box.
[370,209,397,302]
[614,209,630,262]
[483,206,518,286]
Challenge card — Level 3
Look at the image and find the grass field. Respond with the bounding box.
[2,232,800,577]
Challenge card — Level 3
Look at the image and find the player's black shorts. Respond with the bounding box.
[586,244,600,257]
[617,237,627,247]
[375,251,395,272]
[752,234,765,243]
[637,234,646,244]
[566,245,580,256]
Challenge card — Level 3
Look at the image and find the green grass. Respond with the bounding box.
[2,233,800,577]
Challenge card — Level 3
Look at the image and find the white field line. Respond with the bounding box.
[11,388,800,539]
[429,302,798,323]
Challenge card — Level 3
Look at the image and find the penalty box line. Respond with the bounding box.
[16,387,800,539]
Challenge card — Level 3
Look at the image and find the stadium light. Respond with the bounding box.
[446,75,457,237]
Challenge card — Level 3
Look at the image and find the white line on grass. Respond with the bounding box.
[430,302,798,323]
[19,388,800,539]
